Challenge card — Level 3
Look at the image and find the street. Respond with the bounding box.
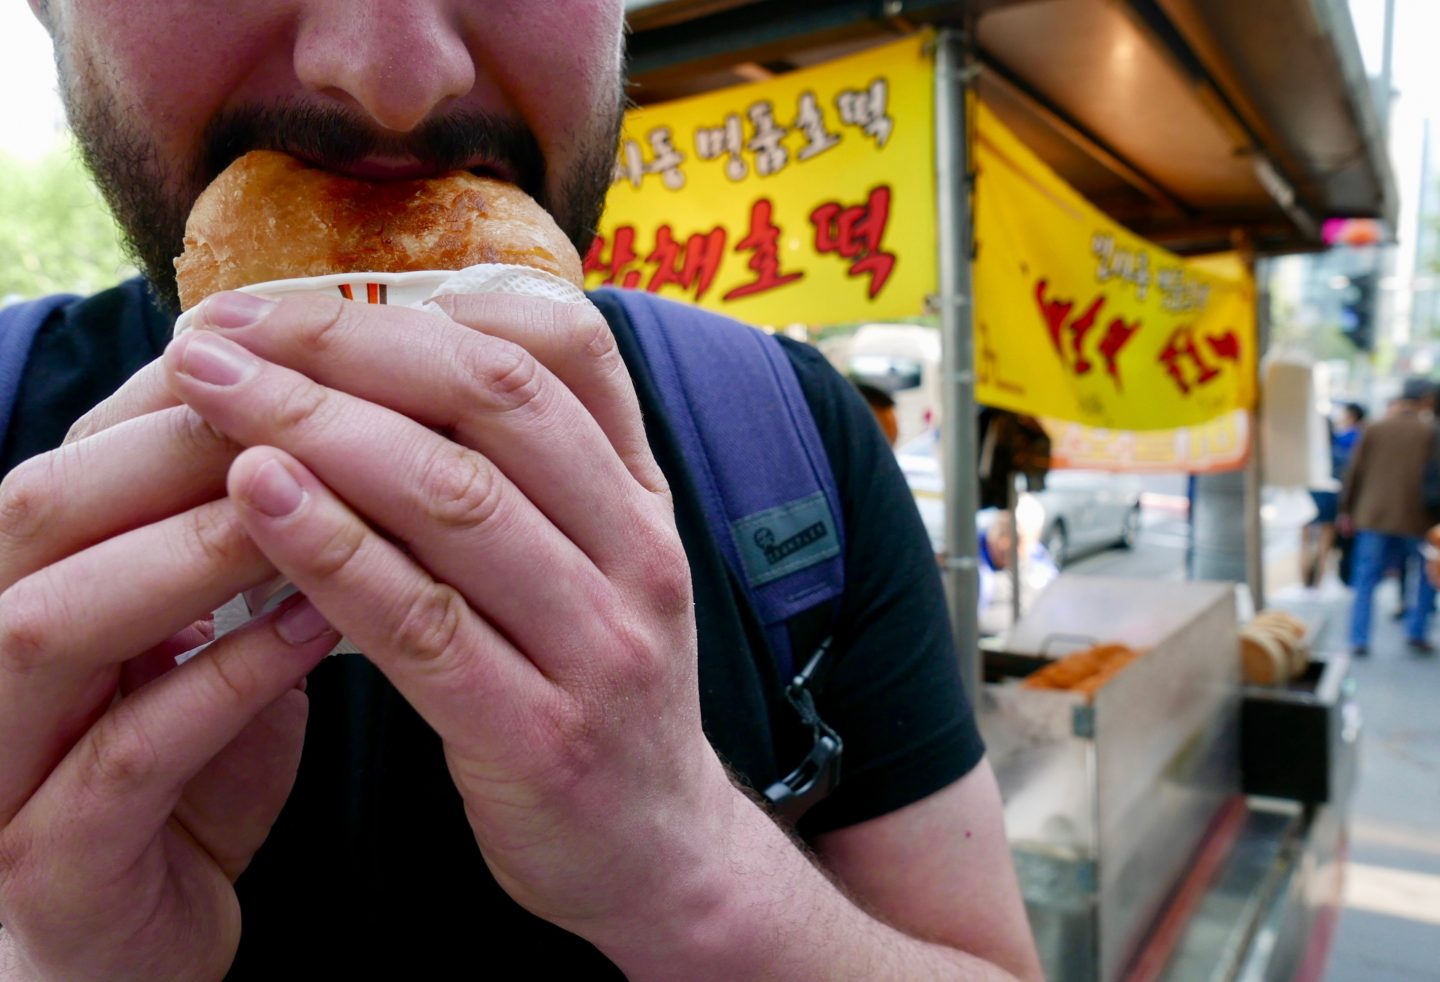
[1063,478,1191,581]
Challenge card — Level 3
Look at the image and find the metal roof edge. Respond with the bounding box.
[1305,0,1398,228]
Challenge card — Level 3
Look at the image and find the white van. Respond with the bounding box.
[844,324,942,447]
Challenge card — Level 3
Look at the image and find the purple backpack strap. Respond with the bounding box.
[0,294,77,441]
[597,287,845,682]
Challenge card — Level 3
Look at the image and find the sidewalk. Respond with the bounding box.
[1270,576,1440,981]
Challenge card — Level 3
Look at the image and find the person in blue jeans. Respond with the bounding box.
[1347,530,1436,654]
[1340,379,1440,655]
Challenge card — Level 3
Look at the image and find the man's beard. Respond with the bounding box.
[61,73,623,315]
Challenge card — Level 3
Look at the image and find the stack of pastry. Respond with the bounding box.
[1022,643,1144,699]
[1239,610,1308,685]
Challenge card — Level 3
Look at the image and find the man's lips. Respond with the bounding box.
[291,152,516,184]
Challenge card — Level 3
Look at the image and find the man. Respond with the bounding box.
[850,378,900,447]
[1340,378,1439,657]
[1331,402,1366,586]
[1304,401,1365,589]
[977,503,1058,637]
[0,2,1042,979]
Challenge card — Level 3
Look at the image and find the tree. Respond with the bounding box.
[0,141,135,302]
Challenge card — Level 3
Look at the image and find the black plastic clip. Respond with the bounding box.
[763,638,843,823]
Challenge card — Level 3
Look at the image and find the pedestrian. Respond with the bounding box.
[1339,378,1440,656]
[0,3,1042,979]
[1324,401,1366,587]
[977,501,1059,636]
[851,378,901,447]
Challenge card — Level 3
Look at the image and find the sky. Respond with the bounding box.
[0,5,65,159]
[1349,0,1440,119]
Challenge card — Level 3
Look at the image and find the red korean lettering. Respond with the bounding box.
[1206,330,1242,363]
[1158,326,1221,396]
[644,225,728,302]
[1096,318,1140,391]
[1034,280,1074,355]
[1034,279,1143,393]
[1034,281,1103,373]
[583,227,643,289]
[1066,297,1104,375]
[723,199,804,301]
[810,186,896,299]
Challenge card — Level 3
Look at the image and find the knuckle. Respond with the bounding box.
[419,448,502,531]
[184,502,250,569]
[0,582,56,678]
[269,379,333,434]
[308,518,368,581]
[293,295,351,355]
[0,455,56,547]
[459,337,543,415]
[64,408,99,445]
[204,645,263,707]
[392,584,467,663]
[607,619,665,685]
[637,527,693,617]
[572,306,619,363]
[170,406,239,460]
[80,707,161,800]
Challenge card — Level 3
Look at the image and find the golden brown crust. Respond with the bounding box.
[1239,630,1287,685]
[1022,643,1143,699]
[174,150,583,310]
[1247,610,1308,679]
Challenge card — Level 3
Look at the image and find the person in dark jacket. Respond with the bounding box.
[1340,379,1439,656]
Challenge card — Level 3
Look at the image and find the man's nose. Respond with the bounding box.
[293,1,476,133]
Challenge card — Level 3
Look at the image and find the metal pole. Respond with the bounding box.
[1245,255,1270,611]
[935,28,982,705]
[1009,479,1022,627]
[1379,0,1397,139]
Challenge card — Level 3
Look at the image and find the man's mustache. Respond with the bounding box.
[197,103,547,201]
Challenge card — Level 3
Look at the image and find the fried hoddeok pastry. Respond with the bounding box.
[174,150,584,311]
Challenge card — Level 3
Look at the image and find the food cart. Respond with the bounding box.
[612,1,1392,977]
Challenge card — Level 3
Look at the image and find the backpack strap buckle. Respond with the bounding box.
[763,638,843,823]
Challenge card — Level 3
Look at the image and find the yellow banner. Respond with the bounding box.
[973,100,1257,431]
[584,36,937,326]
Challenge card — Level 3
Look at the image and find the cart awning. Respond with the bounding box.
[624,0,1396,254]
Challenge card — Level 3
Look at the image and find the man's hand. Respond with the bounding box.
[162,292,1031,979]
[0,367,340,980]
[162,292,743,944]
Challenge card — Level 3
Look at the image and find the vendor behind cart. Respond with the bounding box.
[978,499,1059,636]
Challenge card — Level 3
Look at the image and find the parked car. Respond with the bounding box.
[896,431,1143,568]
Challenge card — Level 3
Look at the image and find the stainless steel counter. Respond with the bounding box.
[983,577,1241,982]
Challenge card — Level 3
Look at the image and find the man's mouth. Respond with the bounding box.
[291,152,517,186]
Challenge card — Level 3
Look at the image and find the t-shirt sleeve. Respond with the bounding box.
[778,338,985,838]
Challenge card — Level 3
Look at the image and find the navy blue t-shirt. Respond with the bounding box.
[1,280,983,977]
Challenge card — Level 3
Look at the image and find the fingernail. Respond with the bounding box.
[200,291,276,329]
[276,596,334,645]
[181,332,260,386]
[246,458,306,517]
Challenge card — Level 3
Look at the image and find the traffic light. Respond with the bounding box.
[1339,271,1377,351]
